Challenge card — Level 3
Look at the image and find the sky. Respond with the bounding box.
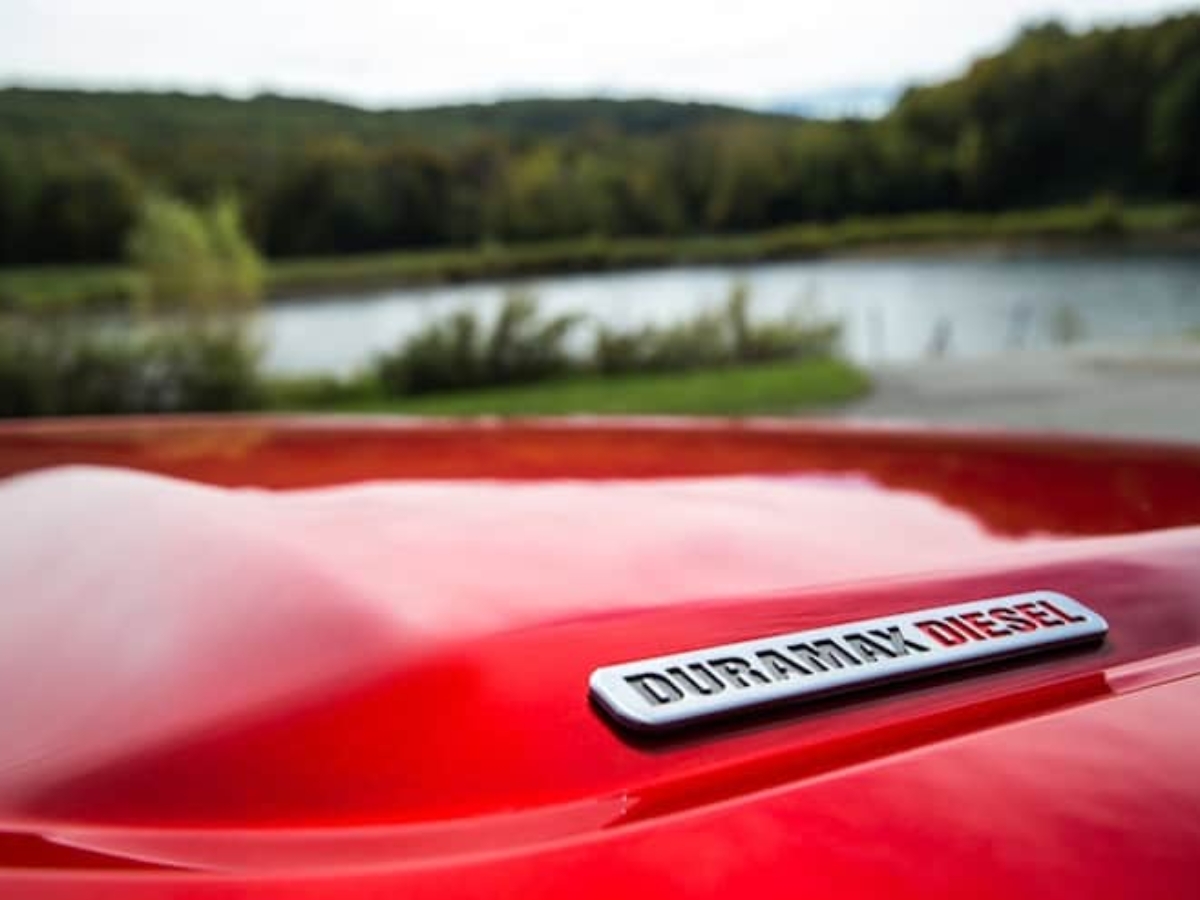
[0,0,1192,110]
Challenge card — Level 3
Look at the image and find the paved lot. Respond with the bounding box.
[834,342,1200,444]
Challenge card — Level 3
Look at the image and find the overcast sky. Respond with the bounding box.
[0,0,1192,109]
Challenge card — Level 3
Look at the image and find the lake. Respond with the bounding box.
[260,251,1200,376]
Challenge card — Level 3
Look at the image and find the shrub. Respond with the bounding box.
[0,317,263,416]
[375,282,840,396]
[0,322,49,417]
[126,195,213,307]
[593,327,653,374]
[377,309,482,395]
[203,195,265,309]
[594,282,839,374]
[126,193,264,311]
[640,310,732,370]
[376,289,582,395]
[484,290,583,385]
[144,326,263,412]
[1084,192,1125,237]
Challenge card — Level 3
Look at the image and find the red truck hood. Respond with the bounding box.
[0,418,1198,897]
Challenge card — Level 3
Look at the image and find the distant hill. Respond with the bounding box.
[0,88,780,151]
[0,11,1197,265]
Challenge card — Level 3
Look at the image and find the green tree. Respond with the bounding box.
[2,11,1200,263]
[126,192,263,310]
[126,194,212,305]
[1150,56,1200,195]
[24,150,141,262]
[204,194,264,308]
[375,144,454,246]
[703,125,788,230]
[0,138,26,263]
[264,139,386,255]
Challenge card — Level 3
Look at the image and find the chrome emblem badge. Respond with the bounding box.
[590,591,1107,732]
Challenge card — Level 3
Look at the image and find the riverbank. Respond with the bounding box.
[2,201,1196,312]
[268,357,869,416]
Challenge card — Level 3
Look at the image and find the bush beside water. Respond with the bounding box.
[377,290,583,395]
[0,320,261,417]
[0,280,845,417]
[0,191,267,417]
[372,283,840,398]
[594,283,840,375]
[126,193,264,312]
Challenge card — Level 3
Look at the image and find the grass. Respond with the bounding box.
[3,201,1197,312]
[270,357,870,416]
[0,264,146,313]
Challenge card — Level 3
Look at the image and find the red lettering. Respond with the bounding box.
[962,610,1009,638]
[990,606,1037,633]
[916,619,967,647]
[946,614,987,640]
[1040,600,1087,624]
[1017,601,1062,628]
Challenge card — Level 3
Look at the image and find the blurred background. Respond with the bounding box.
[0,1,1197,437]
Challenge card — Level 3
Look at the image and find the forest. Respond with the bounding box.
[0,11,1197,267]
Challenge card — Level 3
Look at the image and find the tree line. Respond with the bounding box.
[0,12,1197,267]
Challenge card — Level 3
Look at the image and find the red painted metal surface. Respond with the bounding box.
[0,417,1199,898]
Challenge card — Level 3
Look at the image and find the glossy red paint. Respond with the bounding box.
[0,417,1199,898]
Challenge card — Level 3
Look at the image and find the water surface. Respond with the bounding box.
[260,251,1200,376]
